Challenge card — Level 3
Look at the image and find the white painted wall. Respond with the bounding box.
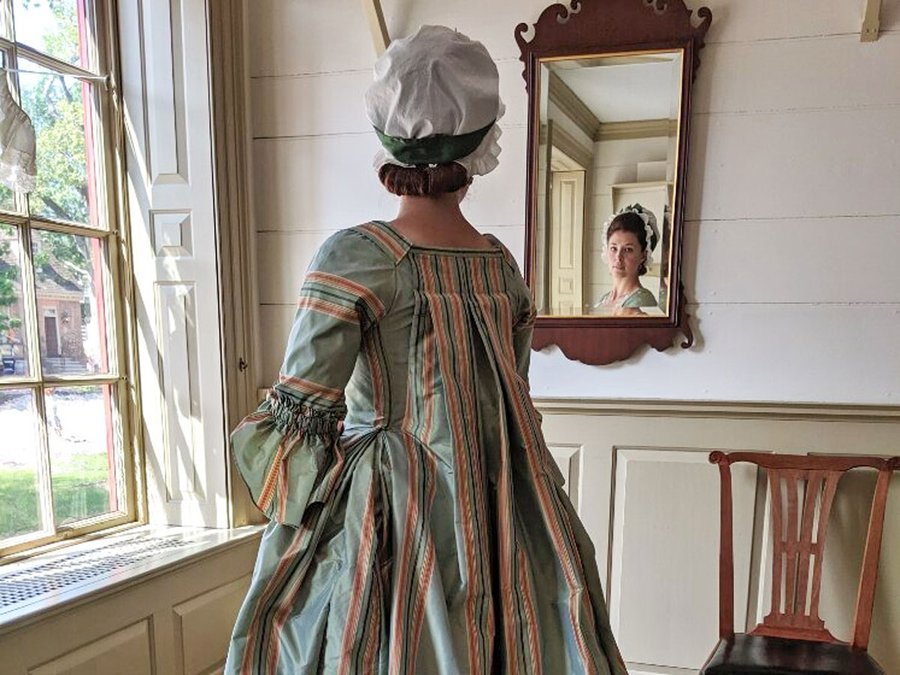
[248,0,900,406]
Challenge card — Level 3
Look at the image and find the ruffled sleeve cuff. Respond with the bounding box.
[231,389,345,527]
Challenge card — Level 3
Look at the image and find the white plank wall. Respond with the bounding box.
[248,1,900,405]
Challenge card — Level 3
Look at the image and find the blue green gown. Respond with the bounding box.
[225,220,628,674]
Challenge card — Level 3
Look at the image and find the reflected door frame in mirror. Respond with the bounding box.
[516,0,711,365]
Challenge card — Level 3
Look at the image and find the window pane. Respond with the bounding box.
[32,229,109,375]
[46,384,120,526]
[0,171,16,213]
[0,186,16,214]
[0,223,29,378]
[13,0,92,70]
[19,59,99,227]
[0,388,43,540]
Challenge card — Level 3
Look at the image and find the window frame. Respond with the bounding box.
[0,0,143,558]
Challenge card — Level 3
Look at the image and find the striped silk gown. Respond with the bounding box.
[225,220,627,675]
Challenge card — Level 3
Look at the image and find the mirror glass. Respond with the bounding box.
[532,49,684,318]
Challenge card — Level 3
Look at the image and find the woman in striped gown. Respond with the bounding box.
[225,25,628,675]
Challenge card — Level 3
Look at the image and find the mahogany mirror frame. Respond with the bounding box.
[516,0,712,365]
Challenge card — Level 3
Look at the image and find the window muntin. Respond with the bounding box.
[0,0,134,555]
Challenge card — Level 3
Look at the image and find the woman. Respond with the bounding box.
[599,206,659,311]
[225,26,627,675]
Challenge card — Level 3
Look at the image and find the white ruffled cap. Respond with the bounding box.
[365,25,503,177]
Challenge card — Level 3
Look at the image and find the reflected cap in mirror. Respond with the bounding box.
[365,25,505,177]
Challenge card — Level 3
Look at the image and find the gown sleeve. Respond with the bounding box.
[497,243,561,480]
[495,243,536,386]
[512,293,546,436]
[231,228,396,527]
[513,297,537,385]
[482,233,536,384]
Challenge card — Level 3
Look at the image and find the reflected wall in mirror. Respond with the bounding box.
[533,50,683,318]
[517,0,711,365]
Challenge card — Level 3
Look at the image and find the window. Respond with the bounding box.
[0,0,135,555]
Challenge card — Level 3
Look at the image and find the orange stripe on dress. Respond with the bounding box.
[319,437,346,504]
[475,258,540,667]
[257,436,290,513]
[363,333,385,423]
[494,397,519,669]
[488,255,503,288]
[339,474,379,674]
[424,255,488,673]
[444,258,491,516]
[306,271,385,318]
[486,258,516,357]
[277,373,344,403]
[480,306,601,669]
[421,323,436,442]
[472,294,588,656]
[407,451,438,668]
[297,296,358,323]
[472,265,520,670]
[389,433,421,673]
[277,450,291,522]
[240,517,317,674]
[518,546,543,672]
[233,410,269,432]
[267,542,316,672]
[266,467,352,673]
[357,221,406,259]
[362,568,383,667]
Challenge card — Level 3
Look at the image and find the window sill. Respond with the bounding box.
[0,524,263,635]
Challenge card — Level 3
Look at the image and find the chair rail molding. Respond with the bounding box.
[534,397,900,422]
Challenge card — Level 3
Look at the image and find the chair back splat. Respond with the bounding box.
[758,466,840,642]
[708,451,900,650]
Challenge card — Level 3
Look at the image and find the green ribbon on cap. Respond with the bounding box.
[374,120,495,166]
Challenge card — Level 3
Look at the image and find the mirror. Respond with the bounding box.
[517,0,711,364]
[534,51,681,318]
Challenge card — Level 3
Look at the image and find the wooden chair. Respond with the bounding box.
[701,451,899,674]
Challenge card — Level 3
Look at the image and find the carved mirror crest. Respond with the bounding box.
[517,0,711,365]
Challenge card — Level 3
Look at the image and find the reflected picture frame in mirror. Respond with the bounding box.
[516,0,712,365]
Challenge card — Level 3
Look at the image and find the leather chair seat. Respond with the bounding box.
[702,634,884,674]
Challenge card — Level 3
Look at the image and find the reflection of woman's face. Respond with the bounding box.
[606,230,645,280]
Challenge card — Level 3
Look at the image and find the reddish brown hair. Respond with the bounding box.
[607,212,657,276]
[378,163,471,197]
